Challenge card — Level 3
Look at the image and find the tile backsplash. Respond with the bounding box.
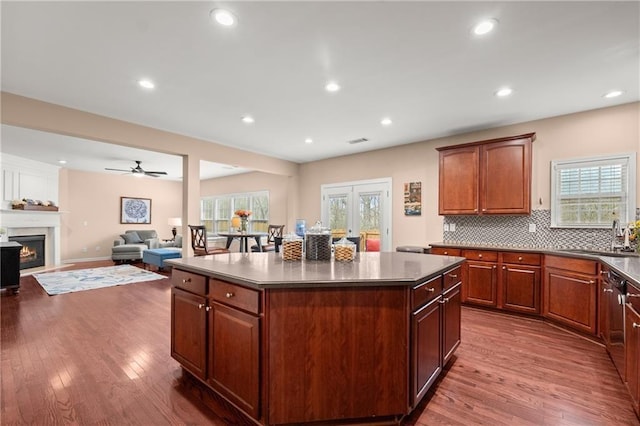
[442,209,639,250]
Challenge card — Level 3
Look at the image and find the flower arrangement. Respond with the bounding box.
[234,209,252,218]
[11,199,58,211]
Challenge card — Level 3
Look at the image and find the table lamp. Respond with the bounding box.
[168,217,182,239]
[231,216,241,231]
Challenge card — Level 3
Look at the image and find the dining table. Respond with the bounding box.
[218,232,268,253]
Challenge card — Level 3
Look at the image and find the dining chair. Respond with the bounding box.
[251,224,285,252]
[188,225,230,256]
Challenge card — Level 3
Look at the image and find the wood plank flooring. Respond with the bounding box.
[2,260,639,425]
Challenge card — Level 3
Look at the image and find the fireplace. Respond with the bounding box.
[9,235,46,270]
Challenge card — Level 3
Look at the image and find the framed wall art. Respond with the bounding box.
[403,182,422,216]
[120,197,152,224]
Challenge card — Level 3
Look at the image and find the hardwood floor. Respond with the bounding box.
[1,260,638,425]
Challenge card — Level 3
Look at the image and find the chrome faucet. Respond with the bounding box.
[611,219,624,251]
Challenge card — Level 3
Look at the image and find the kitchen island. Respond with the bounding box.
[166,252,464,425]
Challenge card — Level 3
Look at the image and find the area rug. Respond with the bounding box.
[34,265,167,295]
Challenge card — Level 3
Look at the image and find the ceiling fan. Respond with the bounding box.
[105,160,168,178]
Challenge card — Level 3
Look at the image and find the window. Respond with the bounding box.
[201,191,269,234]
[551,153,636,228]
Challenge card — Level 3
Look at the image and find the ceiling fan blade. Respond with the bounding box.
[105,167,131,172]
[144,172,162,178]
[144,171,167,175]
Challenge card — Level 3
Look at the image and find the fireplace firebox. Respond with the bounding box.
[9,235,45,270]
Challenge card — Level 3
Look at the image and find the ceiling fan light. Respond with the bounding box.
[210,8,237,27]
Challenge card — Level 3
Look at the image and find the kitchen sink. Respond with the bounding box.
[558,248,638,258]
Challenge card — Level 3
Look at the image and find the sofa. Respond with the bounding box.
[112,230,182,262]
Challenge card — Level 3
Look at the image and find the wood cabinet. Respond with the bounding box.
[412,296,442,405]
[626,283,640,416]
[462,249,498,307]
[437,133,535,215]
[430,247,461,257]
[500,252,541,314]
[543,255,598,335]
[171,271,262,420]
[171,287,207,379]
[442,281,461,365]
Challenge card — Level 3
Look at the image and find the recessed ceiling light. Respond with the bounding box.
[325,82,341,92]
[473,19,498,36]
[304,138,313,144]
[495,87,513,97]
[242,116,254,124]
[210,8,237,27]
[604,90,623,98]
[138,79,155,89]
[381,118,393,126]
[58,160,67,164]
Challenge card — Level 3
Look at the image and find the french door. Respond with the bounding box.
[320,178,392,251]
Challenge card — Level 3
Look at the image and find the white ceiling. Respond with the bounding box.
[1,1,638,177]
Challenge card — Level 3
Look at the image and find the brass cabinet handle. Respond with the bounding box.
[478,254,483,258]
[426,287,435,292]
[439,297,450,304]
[205,306,211,312]
[198,303,204,309]
[482,208,486,212]
[589,280,595,284]
[518,256,523,261]
[182,278,191,283]
[226,292,235,298]
[502,266,506,270]
[443,251,448,255]
[492,265,497,269]
[448,274,458,278]
[628,294,640,298]
[603,288,613,293]
[633,323,640,329]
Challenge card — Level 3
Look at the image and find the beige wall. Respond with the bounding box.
[60,169,182,261]
[297,102,640,249]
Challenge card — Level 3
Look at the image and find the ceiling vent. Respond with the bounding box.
[347,137,368,145]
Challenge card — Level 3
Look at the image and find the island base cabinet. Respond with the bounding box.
[412,297,442,406]
[207,302,260,419]
[266,287,408,425]
[625,304,640,416]
[171,288,207,380]
[442,282,461,365]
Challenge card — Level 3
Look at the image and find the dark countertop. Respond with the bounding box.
[429,241,640,287]
[166,252,464,289]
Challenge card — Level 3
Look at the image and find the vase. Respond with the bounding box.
[240,217,248,233]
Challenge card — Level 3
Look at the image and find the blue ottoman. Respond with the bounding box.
[143,248,182,271]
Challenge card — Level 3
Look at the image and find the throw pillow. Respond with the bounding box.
[121,232,143,244]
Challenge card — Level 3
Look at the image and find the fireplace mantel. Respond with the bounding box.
[0,209,61,267]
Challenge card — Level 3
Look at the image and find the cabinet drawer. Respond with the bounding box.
[210,280,261,315]
[463,250,498,262]
[172,269,207,296]
[412,275,442,311]
[430,247,461,257]
[501,252,541,266]
[443,266,462,289]
[545,255,597,275]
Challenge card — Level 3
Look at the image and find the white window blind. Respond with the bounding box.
[551,153,636,228]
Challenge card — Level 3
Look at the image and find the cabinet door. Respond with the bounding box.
[481,138,531,214]
[625,304,640,416]
[411,297,442,407]
[464,260,497,307]
[442,283,461,366]
[599,277,612,344]
[208,302,260,419]
[438,146,479,215]
[543,268,597,335]
[171,288,207,379]
[501,264,540,314]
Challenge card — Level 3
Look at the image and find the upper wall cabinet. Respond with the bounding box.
[437,133,535,215]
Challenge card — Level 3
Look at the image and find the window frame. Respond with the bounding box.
[550,152,636,228]
[201,190,270,234]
